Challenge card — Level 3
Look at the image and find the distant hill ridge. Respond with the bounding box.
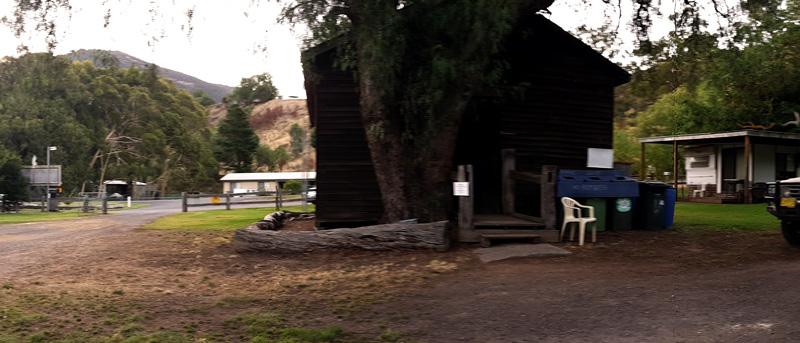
[62,49,233,103]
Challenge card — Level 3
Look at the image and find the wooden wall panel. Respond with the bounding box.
[310,63,384,227]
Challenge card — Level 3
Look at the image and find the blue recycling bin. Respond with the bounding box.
[557,170,639,198]
[664,187,676,229]
[557,170,640,231]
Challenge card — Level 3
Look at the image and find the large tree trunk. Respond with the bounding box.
[353,3,415,222]
[358,74,413,222]
[346,1,528,223]
[98,154,110,195]
[410,101,469,221]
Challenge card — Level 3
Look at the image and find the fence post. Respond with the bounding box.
[127,196,132,208]
[41,196,46,212]
[181,192,188,212]
[225,194,231,210]
[541,165,558,230]
[457,165,479,243]
[102,197,108,214]
[501,149,516,215]
[275,184,282,211]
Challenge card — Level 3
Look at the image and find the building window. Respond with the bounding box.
[689,155,710,169]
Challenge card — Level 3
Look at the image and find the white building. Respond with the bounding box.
[220,172,316,194]
[641,130,800,203]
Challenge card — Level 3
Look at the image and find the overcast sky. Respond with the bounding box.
[0,1,734,98]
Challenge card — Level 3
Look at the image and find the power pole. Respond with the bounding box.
[46,146,57,211]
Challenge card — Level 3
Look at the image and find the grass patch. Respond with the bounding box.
[674,202,779,232]
[0,203,147,225]
[143,205,315,232]
[0,288,361,342]
[379,329,403,342]
[108,203,150,211]
[216,295,263,308]
[0,210,99,225]
[226,312,344,343]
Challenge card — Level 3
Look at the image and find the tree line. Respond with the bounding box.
[0,52,306,200]
[0,53,218,198]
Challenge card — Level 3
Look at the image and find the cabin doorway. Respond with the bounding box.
[454,149,558,244]
[721,148,738,180]
[721,147,743,194]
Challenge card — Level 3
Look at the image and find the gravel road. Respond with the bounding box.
[0,199,299,277]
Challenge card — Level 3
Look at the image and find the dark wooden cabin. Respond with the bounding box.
[305,14,630,240]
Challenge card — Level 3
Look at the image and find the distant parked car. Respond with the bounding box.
[304,187,316,203]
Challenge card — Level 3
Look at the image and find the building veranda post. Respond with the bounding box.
[304,14,630,242]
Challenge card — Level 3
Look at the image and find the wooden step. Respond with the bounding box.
[475,229,560,246]
[474,214,545,228]
[479,232,543,248]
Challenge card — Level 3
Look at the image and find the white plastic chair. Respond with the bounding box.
[692,184,707,198]
[560,197,597,246]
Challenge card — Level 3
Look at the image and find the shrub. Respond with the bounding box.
[282,180,303,194]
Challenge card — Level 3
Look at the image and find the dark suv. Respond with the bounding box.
[767,178,800,246]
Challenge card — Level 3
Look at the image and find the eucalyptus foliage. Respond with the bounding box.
[229,73,279,105]
[0,146,27,201]
[614,0,800,178]
[0,53,218,195]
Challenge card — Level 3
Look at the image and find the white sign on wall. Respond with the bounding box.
[587,148,614,169]
[453,182,470,197]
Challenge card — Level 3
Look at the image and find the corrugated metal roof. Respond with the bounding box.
[220,172,316,181]
[639,130,800,144]
[104,180,148,185]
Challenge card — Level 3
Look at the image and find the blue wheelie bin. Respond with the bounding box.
[664,187,676,229]
[636,182,672,230]
[557,170,639,231]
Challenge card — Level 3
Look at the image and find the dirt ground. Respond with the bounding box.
[373,230,800,343]
[3,213,800,342]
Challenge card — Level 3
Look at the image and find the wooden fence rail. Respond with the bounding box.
[31,196,131,214]
[181,190,301,212]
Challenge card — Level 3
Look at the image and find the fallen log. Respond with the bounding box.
[253,211,316,231]
[254,211,287,231]
[233,221,449,253]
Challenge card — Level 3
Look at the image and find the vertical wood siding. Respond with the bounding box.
[309,51,384,227]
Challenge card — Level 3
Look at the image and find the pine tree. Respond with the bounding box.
[215,105,259,172]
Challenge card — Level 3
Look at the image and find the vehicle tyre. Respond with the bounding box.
[781,221,800,247]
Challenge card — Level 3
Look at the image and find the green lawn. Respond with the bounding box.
[143,205,315,232]
[674,202,779,232]
[0,203,148,225]
[0,210,99,225]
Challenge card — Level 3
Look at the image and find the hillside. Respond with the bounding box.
[210,99,315,171]
[63,49,233,102]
